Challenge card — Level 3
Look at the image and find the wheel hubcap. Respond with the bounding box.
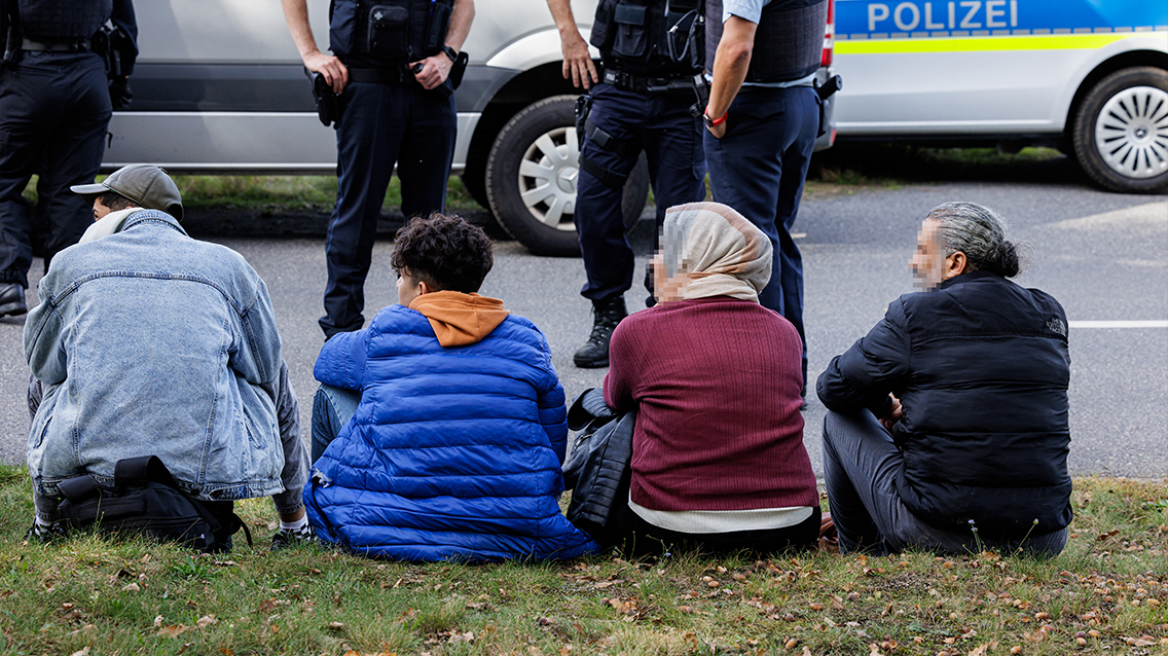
[1094,85,1168,180]
[518,127,579,232]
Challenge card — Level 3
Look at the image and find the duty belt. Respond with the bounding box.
[21,38,91,52]
[602,68,693,95]
[348,66,410,85]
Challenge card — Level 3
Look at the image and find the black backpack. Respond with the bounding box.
[55,456,249,553]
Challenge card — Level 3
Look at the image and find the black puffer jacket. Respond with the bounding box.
[818,271,1073,539]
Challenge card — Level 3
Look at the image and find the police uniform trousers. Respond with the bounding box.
[321,79,456,337]
[704,85,819,385]
[0,51,112,288]
[575,83,706,302]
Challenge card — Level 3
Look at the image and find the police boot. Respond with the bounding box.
[0,283,27,318]
[573,296,628,369]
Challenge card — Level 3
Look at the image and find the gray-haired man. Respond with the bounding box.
[817,202,1072,557]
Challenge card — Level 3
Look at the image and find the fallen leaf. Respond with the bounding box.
[196,615,217,629]
[158,625,188,639]
[327,622,345,631]
[70,648,90,656]
[123,583,140,593]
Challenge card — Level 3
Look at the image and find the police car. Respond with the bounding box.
[832,0,1168,193]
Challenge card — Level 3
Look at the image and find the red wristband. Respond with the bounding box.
[704,107,728,127]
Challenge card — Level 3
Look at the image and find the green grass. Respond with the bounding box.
[20,175,484,215]
[806,145,1071,194]
[0,474,1164,655]
[20,145,1073,216]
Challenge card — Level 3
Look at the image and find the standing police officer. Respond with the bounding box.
[281,0,474,338]
[0,0,137,318]
[703,0,827,390]
[547,0,707,368]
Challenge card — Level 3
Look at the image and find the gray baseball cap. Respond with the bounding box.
[71,164,184,222]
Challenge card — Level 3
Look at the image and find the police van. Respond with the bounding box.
[102,0,836,255]
[831,0,1168,193]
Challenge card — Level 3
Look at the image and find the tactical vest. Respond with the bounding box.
[706,0,826,83]
[328,0,450,65]
[589,0,703,77]
[17,0,111,41]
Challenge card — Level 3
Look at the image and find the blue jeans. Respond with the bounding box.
[821,409,1068,557]
[704,85,819,386]
[576,84,707,302]
[311,384,362,463]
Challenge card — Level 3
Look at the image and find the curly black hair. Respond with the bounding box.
[390,213,494,293]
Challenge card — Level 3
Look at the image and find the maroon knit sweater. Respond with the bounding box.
[604,297,819,512]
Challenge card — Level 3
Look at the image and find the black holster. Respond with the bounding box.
[93,22,136,109]
[309,69,339,127]
[575,93,593,149]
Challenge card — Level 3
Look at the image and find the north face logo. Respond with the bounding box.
[1046,317,1066,336]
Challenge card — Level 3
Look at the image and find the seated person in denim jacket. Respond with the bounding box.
[305,214,598,562]
[24,165,311,550]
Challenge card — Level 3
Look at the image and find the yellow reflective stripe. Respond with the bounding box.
[836,33,1145,55]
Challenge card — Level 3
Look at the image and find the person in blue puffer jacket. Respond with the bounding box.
[304,213,599,562]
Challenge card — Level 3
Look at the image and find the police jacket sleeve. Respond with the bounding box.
[816,298,912,417]
[111,0,139,71]
[313,328,370,392]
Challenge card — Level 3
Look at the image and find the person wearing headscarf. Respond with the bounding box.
[601,202,820,555]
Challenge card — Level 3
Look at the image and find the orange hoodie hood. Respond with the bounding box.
[409,291,509,347]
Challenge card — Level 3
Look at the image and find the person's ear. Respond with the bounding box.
[947,251,968,278]
[416,279,433,296]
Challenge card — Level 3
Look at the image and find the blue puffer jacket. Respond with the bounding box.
[304,296,599,562]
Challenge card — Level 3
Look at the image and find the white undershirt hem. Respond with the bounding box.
[628,497,815,534]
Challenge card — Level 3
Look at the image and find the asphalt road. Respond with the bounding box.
[1,175,1165,479]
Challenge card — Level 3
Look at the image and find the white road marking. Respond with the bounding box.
[1046,201,1167,231]
[1069,321,1168,329]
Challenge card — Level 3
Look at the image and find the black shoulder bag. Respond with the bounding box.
[55,456,250,553]
[562,389,635,546]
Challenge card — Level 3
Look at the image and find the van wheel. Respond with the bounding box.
[485,95,650,256]
[1072,67,1168,193]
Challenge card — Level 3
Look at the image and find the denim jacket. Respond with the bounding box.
[24,210,287,502]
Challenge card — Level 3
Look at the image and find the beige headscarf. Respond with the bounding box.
[657,202,772,303]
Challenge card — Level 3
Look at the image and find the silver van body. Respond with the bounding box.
[103,0,579,174]
[103,0,837,253]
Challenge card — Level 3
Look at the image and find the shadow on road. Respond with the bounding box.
[809,143,1088,187]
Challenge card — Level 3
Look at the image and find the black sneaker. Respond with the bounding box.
[573,296,628,369]
[24,521,66,543]
[271,525,316,551]
[0,283,27,318]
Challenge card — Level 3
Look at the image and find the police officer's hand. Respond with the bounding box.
[305,51,349,94]
[411,55,452,91]
[561,33,598,89]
